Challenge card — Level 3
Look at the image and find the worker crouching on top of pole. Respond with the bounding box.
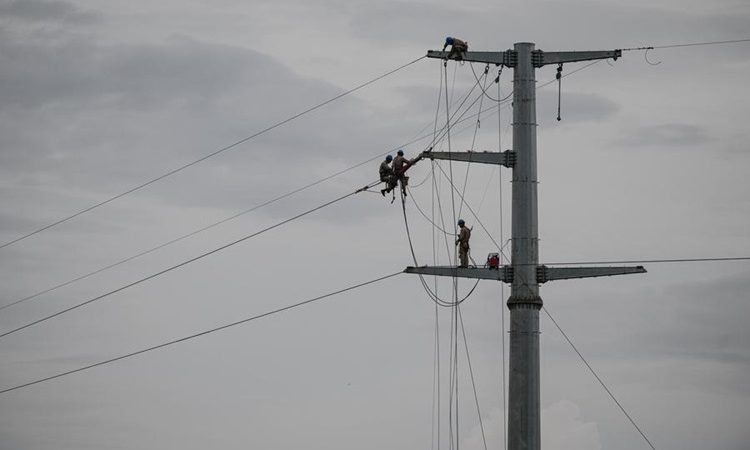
[456,219,471,267]
[443,36,468,60]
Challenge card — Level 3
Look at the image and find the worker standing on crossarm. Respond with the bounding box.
[456,219,471,267]
[379,155,397,196]
[443,36,468,60]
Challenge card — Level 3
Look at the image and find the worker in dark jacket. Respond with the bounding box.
[456,219,471,267]
[443,36,468,60]
[393,149,422,197]
[380,155,397,196]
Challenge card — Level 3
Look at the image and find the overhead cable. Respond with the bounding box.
[0,56,426,251]
[542,306,657,450]
[621,38,750,51]
[2,53,597,314]
[3,65,500,314]
[0,271,402,395]
[0,181,380,340]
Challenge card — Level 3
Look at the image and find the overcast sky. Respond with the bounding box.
[1,0,749,449]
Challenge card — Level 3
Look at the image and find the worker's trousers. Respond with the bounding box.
[459,248,469,267]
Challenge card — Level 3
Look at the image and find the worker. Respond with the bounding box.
[443,36,468,60]
[455,219,471,268]
[392,149,419,197]
[379,155,397,196]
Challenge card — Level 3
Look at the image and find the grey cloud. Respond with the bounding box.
[0,29,402,220]
[0,0,99,24]
[618,123,712,148]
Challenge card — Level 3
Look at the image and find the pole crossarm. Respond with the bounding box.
[536,49,621,67]
[426,50,516,66]
[426,49,621,68]
[421,150,515,168]
[537,265,646,283]
[404,265,513,282]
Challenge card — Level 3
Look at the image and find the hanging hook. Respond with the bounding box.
[556,63,563,121]
[644,47,661,66]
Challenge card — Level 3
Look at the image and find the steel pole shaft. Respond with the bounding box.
[507,42,542,450]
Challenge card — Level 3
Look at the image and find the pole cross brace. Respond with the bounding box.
[426,50,516,66]
[404,265,646,284]
[426,49,621,68]
[536,265,646,283]
[421,150,516,168]
[404,265,514,282]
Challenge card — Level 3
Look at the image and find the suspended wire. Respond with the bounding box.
[621,38,750,51]
[458,306,488,450]
[3,88,495,314]
[0,56,427,251]
[0,181,381,340]
[431,61,444,450]
[432,162,506,259]
[542,306,657,450]
[469,63,512,103]
[0,271,402,395]
[443,60,462,450]
[400,191,479,308]
[0,153,395,312]
[408,189,453,235]
[457,65,491,220]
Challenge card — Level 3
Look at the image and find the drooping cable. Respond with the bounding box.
[621,38,750,51]
[458,306,488,450]
[0,271,402,395]
[400,190,479,308]
[0,56,427,251]
[431,59,444,450]
[457,64,491,220]
[4,88,495,314]
[542,306,657,450]
[442,60,462,450]
[0,181,381,340]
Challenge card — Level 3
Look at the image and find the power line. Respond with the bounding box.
[621,38,750,51]
[542,306,657,450]
[2,64,495,314]
[0,54,612,315]
[0,56,426,251]
[0,181,379,340]
[0,271,402,395]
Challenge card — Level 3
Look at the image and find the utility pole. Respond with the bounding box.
[405,42,645,450]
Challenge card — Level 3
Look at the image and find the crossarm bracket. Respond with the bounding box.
[422,150,515,168]
[536,265,646,283]
[404,265,513,283]
[426,50,516,66]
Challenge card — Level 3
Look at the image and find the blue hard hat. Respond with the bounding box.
[386,155,393,162]
[457,219,465,226]
[397,149,404,156]
[445,36,454,45]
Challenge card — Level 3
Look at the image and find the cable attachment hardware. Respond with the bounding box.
[556,63,563,121]
[494,66,503,84]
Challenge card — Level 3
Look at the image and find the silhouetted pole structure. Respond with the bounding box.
[405,42,644,450]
